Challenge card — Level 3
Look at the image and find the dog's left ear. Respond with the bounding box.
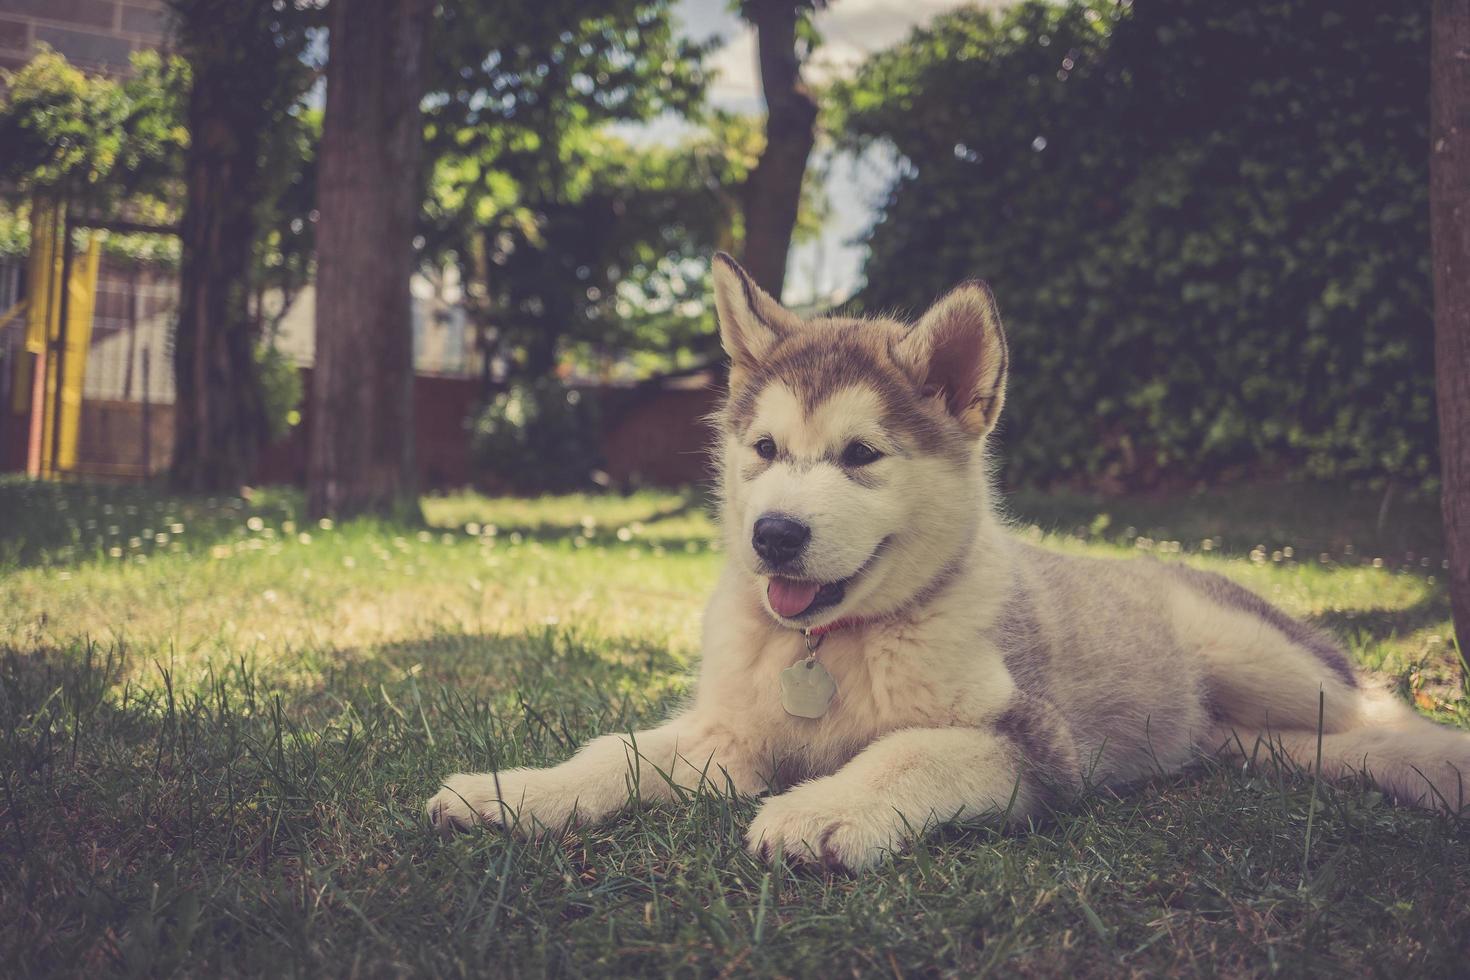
[898,280,1008,438]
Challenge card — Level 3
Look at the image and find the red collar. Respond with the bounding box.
[806,616,868,639]
[800,615,872,654]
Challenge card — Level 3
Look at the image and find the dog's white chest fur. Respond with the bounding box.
[691,568,1014,784]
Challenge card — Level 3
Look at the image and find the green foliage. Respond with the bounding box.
[473,120,760,378]
[0,201,28,259]
[0,198,182,264]
[422,0,735,380]
[469,378,603,493]
[838,0,1434,490]
[254,341,303,442]
[0,46,189,208]
[0,49,188,264]
[252,104,321,326]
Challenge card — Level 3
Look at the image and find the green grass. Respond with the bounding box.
[2,477,1467,976]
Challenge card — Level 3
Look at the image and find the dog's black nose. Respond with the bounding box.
[752,515,810,566]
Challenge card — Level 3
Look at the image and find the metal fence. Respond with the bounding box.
[2,254,487,483]
[75,259,179,477]
[1,253,180,480]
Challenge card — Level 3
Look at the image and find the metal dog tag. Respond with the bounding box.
[780,657,836,719]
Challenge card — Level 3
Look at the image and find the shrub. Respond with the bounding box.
[837,0,1434,491]
[469,378,603,493]
[255,341,302,444]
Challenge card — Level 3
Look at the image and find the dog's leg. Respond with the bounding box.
[746,696,1078,872]
[426,714,760,834]
[1169,570,1364,733]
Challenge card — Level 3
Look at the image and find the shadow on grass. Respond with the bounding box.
[1312,591,1454,646]
[0,480,714,571]
[423,487,713,549]
[1007,481,1445,567]
[4,630,1470,978]
[0,622,689,765]
[0,624,688,885]
[0,479,310,570]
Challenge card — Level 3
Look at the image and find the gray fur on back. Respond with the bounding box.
[1168,563,1357,688]
[987,542,1363,787]
[989,543,1212,781]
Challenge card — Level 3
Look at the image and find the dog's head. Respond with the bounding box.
[711,252,1008,629]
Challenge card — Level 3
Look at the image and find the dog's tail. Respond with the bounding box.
[1214,691,1470,811]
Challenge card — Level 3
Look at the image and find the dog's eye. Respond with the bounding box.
[754,437,778,460]
[842,441,883,467]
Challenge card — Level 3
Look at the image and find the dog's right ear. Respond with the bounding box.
[712,253,798,375]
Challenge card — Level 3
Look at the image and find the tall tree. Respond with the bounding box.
[167,1,311,492]
[429,123,754,390]
[420,0,711,386]
[1432,0,1470,647]
[738,0,822,300]
[308,0,433,519]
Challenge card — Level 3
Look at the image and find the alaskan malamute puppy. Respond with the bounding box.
[429,254,1469,871]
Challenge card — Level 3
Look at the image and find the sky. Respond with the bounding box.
[662,0,981,306]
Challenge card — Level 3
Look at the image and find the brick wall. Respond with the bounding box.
[0,0,170,76]
[10,371,720,490]
[254,372,720,492]
[255,369,487,490]
[599,384,718,488]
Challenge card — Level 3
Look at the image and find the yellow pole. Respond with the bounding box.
[24,199,63,478]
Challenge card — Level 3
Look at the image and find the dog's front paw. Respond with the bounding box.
[425,768,579,836]
[745,784,900,873]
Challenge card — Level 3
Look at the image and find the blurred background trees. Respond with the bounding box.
[735,0,822,301]
[308,0,432,520]
[0,0,825,506]
[0,0,1462,577]
[166,0,317,494]
[420,0,724,387]
[0,46,186,211]
[838,0,1435,493]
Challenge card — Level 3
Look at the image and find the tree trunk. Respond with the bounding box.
[524,319,560,379]
[170,55,268,492]
[741,0,818,302]
[1433,0,1470,648]
[308,0,432,519]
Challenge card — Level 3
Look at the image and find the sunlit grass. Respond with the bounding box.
[1,483,721,693]
[1,478,1466,975]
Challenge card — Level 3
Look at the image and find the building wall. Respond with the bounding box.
[0,0,170,76]
[75,396,170,477]
[268,279,484,378]
[83,259,177,402]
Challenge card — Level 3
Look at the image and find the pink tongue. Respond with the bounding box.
[768,577,821,618]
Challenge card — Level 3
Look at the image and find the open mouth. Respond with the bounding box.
[767,577,846,619]
[764,538,890,620]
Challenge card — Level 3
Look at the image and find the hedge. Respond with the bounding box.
[838,0,1434,490]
